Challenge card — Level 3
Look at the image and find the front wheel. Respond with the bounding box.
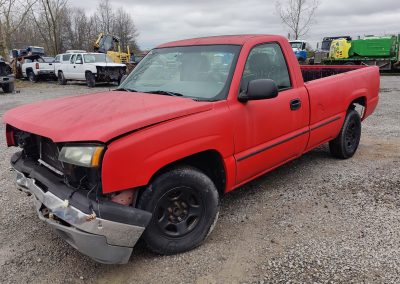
[58,71,67,85]
[329,109,361,159]
[85,72,96,88]
[138,166,220,255]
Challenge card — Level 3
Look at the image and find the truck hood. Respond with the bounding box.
[3,91,213,143]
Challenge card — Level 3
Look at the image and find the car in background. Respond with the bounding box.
[21,54,56,82]
[0,61,14,93]
[55,52,126,87]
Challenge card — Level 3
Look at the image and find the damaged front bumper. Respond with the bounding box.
[11,153,152,264]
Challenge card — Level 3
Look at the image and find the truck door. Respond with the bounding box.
[233,42,310,184]
[73,54,85,80]
[66,54,76,79]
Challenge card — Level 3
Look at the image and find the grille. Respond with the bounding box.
[39,137,64,175]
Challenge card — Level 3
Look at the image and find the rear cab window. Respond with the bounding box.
[240,42,291,93]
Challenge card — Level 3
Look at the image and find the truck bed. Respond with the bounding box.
[301,65,366,82]
[302,65,380,151]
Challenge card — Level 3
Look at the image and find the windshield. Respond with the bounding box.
[119,45,241,101]
[290,42,303,49]
[321,41,331,51]
[84,54,114,63]
[31,47,44,54]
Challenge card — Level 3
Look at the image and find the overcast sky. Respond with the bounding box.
[70,0,400,50]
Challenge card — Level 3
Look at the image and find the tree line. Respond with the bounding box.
[0,0,139,61]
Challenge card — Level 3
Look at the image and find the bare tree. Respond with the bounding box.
[0,0,37,60]
[276,0,319,40]
[113,7,139,52]
[96,0,114,34]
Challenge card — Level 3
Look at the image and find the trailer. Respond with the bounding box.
[322,35,400,71]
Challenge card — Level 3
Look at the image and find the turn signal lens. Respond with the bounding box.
[6,125,15,147]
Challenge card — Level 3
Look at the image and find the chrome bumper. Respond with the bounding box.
[15,170,145,264]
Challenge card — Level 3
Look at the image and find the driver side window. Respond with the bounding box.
[240,43,291,93]
[70,54,76,64]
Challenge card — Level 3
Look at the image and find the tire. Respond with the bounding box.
[138,166,220,255]
[28,71,37,83]
[58,71,67,85]
[329,109,361,159]
[85,72,96,88]
[2,82,14,93]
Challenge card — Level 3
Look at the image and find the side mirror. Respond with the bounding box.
[238,79,278,102]
[119,74,128,85]
[75,59,83,64]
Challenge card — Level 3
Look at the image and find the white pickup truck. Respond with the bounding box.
[55,52,126,87]
[21,55,56,82]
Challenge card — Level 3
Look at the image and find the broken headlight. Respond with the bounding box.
[58,145,104,167]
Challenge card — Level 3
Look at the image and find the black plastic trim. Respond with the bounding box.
[310,116,341,131]
[237,130,309,162]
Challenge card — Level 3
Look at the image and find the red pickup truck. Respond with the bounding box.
[4,35,379,264]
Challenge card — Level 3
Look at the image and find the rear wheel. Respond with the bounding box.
[85,72,96,88]
[58,71,67,85]
[329,109,361,159]
[28,71,37,83]
[138,166,219,255]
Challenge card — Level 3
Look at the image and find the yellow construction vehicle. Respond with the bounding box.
[94,33,131,64]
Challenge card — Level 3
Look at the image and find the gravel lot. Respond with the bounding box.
[0,77,399,284]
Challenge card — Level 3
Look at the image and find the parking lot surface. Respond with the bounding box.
[0,77,399,283]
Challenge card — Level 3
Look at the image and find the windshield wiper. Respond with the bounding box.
[116,87,138,92]
[145,90,184,97]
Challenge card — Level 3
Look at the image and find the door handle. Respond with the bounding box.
[73,66,76,68]
[290,98,301,110]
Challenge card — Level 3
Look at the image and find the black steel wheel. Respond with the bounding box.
[329,109,361,159]
[138,166,219,255]
[155,186,203,237]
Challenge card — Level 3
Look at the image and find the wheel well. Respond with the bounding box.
[149,150,226,196]
[349,97,366,110]
[26,68,33,73]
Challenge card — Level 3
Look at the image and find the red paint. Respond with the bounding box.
[3,35,380,194]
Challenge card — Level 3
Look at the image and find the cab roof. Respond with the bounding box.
[157,34,277,48]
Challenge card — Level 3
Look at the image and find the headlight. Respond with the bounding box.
[58,145,104,167]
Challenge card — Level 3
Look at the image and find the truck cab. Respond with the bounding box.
[289,40,312,62]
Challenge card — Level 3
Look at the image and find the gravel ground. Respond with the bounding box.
[0,77,399,284]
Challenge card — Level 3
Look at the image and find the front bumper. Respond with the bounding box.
[12,153,152,264]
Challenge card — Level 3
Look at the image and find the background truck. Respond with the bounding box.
[289,40,312,62]
[322,34,400,71]
[0,61,15,93]
[21,55,56,82]
[4,35,379,264]
[55,52,126,87]
[313,36,352,64]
